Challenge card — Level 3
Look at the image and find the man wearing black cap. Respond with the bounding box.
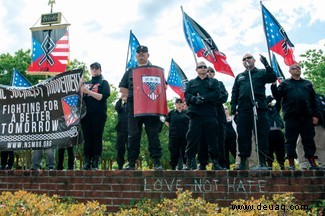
[165,98,189,170]
[81,62,110,170]
[119,45,164,170]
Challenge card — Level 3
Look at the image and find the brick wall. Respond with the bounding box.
[0,170,324,213]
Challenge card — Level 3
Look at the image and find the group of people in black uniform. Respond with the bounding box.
[1,46,323,172]
[113,46,323,171]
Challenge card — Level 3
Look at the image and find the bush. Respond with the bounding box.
[115,190,219,216]
[0,190,106,215]
[114,190,323,216]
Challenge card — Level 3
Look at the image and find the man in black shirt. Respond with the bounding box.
[271,63,321,170]
[197,66,228,170]
[114,96,128,170]
[165,98,189,170]
[119,45,164,170]
[184,61,222,170]
[231,54,277,170]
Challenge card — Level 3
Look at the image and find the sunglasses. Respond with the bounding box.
[136,50,147,53]
[242,56,253,61]
[207,70,215,73]
[197,65,207,69]
[290,66,301,70]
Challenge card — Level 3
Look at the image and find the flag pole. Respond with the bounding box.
[11,68,15,86]
[260,1,274,65]
[125,30,132,71]
[181,6,197,65]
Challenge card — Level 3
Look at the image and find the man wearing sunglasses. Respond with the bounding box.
[231,54,277,170]
[271,63,321,170]
[184,62,222,170]
[197,66,228,170]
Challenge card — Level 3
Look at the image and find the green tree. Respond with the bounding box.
[300,47,325,95]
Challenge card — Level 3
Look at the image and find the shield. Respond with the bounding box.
[133,66,168,117]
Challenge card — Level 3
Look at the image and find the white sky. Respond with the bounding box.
[1,0,324,100]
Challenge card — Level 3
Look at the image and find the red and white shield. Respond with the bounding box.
[141,76,162,101]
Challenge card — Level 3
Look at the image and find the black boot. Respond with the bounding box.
[212,159,225,170]
[83,156,91,170]
[308,156,319,170]
[235,157,247,170]
[198,164,207,170]
[184,158,195,170]
[153,158,163,171]
[259,154,269,168]
[124,159,136,170]
[287,158,295,170]
[92,155,100,170]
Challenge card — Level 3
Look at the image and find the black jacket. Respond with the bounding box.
[231,66,277,115]
[271,78,320,120]
[165,109,189,137]
[114,99,128,133]
[83,75,110,115]
[185,76,220,117]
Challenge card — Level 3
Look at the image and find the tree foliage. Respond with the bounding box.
[300,47,325,95]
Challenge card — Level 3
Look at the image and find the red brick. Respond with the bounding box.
[74,184,93,190]
[121,191,143,199]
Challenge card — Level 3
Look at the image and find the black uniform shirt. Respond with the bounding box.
[271,78,320,119]
[185,76,220,116]
[83,75,110,114]
[165,109,189,137]
[231,66,277,115]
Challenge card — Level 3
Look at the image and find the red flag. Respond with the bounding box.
[261,3,297,66]
[166,59,188,100]
[182,11,234,77]
[133,66,168,117]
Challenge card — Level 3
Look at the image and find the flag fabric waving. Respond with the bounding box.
[167,59,188,100]
[11,68,32,87]
[261,3,297,66]
[270,52,285,83]
[126,31,140,70]
[28,24,70,75]
[182,10,234,77]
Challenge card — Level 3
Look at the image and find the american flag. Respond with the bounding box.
[261,3,297,66]
[167,59,188,100]
[61,95,80,127]
[11,68,32,87]
[126,31,140,70]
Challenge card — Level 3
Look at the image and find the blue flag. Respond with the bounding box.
[167,59,188,99]
[126,31,140,69]
[182,10,234,77]
[270,53,285,83]
[11,68,32,87]
[261,2,297,66]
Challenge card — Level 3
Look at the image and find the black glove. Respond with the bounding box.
[260,54,269,67]
[195,96,205,104]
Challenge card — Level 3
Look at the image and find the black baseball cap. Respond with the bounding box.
[136,45,148,53]
[90,62,101,69]
[175,98,183,103]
